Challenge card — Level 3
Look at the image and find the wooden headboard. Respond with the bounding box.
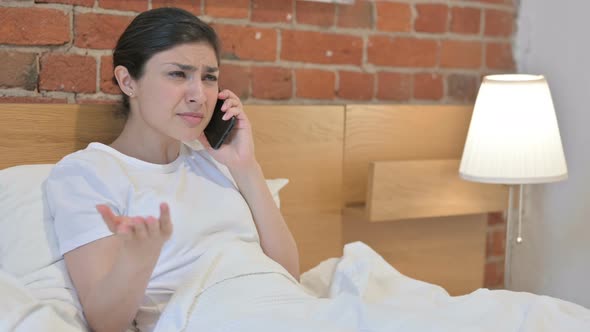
[0,103,344,273]
[1,103,507,295]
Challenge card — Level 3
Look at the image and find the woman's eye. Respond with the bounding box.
[169,71,186,78]
[204,74,218,82]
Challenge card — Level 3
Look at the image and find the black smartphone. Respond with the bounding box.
[204,98,236,150]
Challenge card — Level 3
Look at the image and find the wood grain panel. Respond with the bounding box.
[0,103,346,272]
[0,104,125,168]
[344,104,474,205]
[366,159,509,221]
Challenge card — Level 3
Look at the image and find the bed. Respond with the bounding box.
[1,103,589,331]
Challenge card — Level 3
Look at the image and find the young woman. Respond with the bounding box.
[45,8,299,332]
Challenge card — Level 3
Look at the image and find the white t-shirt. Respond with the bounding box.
[44,142,289,331]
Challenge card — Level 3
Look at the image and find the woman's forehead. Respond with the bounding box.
[150,43,218,68]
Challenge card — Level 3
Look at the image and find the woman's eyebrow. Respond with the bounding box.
[204,66,219,73]
[165,62,197,71]
[165,63,219,73]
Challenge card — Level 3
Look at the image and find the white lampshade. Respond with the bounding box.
[459,74,568,184]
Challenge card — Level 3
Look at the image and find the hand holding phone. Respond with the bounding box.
[204,98,236,149]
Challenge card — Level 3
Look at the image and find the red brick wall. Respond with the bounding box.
[0,0,515,287]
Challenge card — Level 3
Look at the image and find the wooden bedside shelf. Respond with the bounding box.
[345,159,509,223]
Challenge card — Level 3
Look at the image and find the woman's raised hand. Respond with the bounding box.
[95,203,173,257]
[198,89,256,170]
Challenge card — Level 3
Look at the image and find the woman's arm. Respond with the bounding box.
[229,162,300,280]
[66,237,153,332]
[65,204,172,332]
[199,89,300,280]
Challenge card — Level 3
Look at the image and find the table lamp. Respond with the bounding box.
[459,74,568,288]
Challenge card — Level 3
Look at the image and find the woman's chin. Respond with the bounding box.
[180,129,203,142]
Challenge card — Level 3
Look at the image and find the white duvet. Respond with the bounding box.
[2,242,590,332]
[0,264,85,332]
[152,242,590,332]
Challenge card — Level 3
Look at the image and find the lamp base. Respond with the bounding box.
[505,184,525,289]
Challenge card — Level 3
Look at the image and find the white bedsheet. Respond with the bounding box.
[2,242,589,331]
[153,242,590,332]
[0,267,85,332]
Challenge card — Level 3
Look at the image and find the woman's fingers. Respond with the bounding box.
[116,219,133,237]
[220,97,235,111]
[96,204,117,232]
[219,89,240,102]
[159,202,173,236]
[145,216,159,236]
[130,217,148,239]
[219,90,243,120]
[96,203,172,241]
[222,105,242,121]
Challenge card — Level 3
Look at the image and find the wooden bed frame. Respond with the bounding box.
[0,103,507,295]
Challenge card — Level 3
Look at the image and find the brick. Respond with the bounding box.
[338,71,374,100]
[98,0,148,12]
[282,30,363,65]
[0,52,38,91]
[485,9,514,37]
[376,72,412,101]
[213,24,277,62]
[152,0,202,15]
[0,8,69,46]
[448,74,479,103]
[0,96,68,104]
[296,1,335,27]
[251,67,292,100]
[488,212,505,226]
[100,56,121,95]
[440,40,482,69]
[252,0,294,23]
[40,54,97,93]
[486,42,515,70]
[451,7,481,34]
[415,4,448,33]
[295,69,335,100]
[486,227,506,257]
[75,13,133,49]
[337,0,373,29]
[219,64,251,100]
[413,73,443,100]
[368,36,437,67]
[375,2,411,32]
[484,261,504,289]
[204,0,249,19]
[35,0,94,6]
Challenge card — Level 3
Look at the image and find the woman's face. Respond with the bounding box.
[130,42,219,142]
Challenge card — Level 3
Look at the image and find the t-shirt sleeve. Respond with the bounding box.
[44,159,126,255]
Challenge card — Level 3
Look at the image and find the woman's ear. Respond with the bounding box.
[114,65,135,97]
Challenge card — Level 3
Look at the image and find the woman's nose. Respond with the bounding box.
[186,80,205,104]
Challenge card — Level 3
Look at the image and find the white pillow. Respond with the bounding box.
[0,165,87,327]
[0,164,288,277]
[0,164,61,277]
[265,178,289,208]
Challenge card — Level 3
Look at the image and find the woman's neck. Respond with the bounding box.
[110,117,181,165]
